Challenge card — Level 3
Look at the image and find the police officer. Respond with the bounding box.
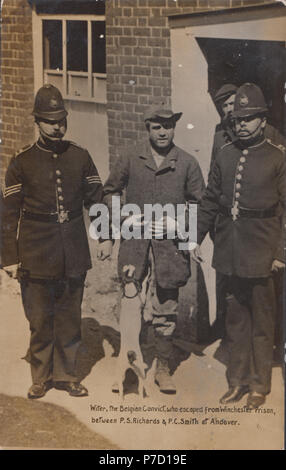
[102,103,205,394]
[192,83,286,409]
[209,84,238,347]
[1,84,111,399]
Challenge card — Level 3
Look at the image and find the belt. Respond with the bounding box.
[22,209,82,223]
[219,204,278,219]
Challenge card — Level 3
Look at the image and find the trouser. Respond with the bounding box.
[215,271,228,332]
[273,270,285,363]
[120,250,178,363]
[225,275,276,395]
[21,275,86,385]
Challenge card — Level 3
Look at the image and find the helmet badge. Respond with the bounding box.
[239,95,249,107]
[50,99,59,108]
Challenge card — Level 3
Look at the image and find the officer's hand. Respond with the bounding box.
[3,264,19,279]
[190,245,204,264]
[96,240,113,261]
[271,259,285,272]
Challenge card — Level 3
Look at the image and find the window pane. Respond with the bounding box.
[92,21,106,74]
[43,20,62,70]
[67,21,87,72]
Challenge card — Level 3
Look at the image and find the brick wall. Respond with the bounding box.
[1,0,35,185]
[0,0,276,183]
[106,0,275,167]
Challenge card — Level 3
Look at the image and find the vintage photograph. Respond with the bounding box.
[0,0,285,451]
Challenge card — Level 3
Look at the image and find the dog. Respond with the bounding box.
[115,265,148,399]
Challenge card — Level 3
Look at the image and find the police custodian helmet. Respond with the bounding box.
[232,83,268,118]
[32,84,68,121]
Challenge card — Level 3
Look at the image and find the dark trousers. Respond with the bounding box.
[225,275,276,395]
[21,275,86,385]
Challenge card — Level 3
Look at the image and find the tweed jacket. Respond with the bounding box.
[103,142,205,289]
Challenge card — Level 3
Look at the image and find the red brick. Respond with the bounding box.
[133,8,149,16]
[133,27,151,36]
[148,0,166,6]
[209,0,230,6]
[133,66,152,76]
[148,16,167,27]
[119,36,137,46]
[178,0,198,6]
[134,46,152,56]
[123,94,139,104]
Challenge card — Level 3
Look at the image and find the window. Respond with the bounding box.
[42,16,106,103]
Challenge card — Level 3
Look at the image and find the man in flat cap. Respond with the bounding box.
[1,84,110,399]
[192,83,285,409]
[100,102,205,394]
[210,84,238,175]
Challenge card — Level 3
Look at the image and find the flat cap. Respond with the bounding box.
[214,84,238,103]
[143,103,182,122]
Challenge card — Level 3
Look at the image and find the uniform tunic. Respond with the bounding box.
[198,136,286,394]
[1,139,102,278]
[198,138,286,278]
[208,124,286,344]
[1,139,103,384]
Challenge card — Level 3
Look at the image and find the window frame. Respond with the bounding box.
[33,13,106,104]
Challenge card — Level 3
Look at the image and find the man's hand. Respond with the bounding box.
[96,240,113,261]
[190,245,204,264]
[3,264,19,279]
[271,259,285,272]
[150,216,177,238]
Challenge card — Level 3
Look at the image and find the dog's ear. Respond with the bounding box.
[127,350,137,364]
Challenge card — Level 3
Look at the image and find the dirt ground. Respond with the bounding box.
[0,393,119,450]
[0,239,284,451]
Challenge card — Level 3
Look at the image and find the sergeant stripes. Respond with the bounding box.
[3,183,22,198]
[86,175,102,185]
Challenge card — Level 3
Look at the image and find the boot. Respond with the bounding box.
[154,358,176,394]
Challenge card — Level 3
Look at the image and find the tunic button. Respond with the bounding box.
[53,153,58,159]
[238,165,244,171]
[242,149,248,155]
[59,205,64,210]
[56,178,62,184]
[240,157,246,163]
[236,174,242,180]
[56,170,61,176]
[235,192,241,198]
[58,195,64,201]
[236,183,241,189]
[57,187,62,193]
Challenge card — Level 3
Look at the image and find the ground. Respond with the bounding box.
[0,239,284,450]
[0,393,119,450]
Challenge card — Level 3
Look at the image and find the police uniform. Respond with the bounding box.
[210,85,286,352]
[198,83,286,407]
[1,85,103,395]
[209,85,238,343]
